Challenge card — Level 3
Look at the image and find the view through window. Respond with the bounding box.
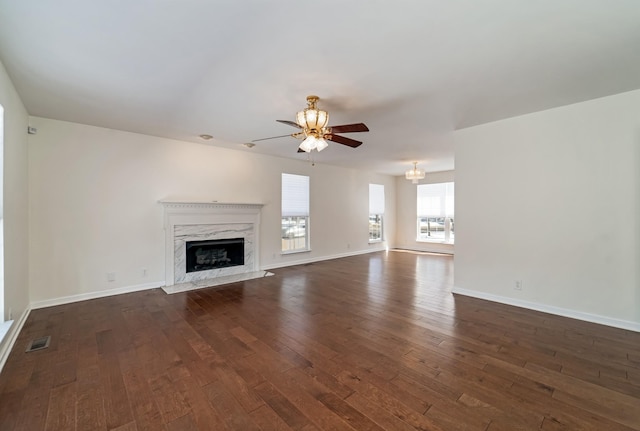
[369,184,384,242]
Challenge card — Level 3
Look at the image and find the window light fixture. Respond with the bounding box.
[405,161,426,184]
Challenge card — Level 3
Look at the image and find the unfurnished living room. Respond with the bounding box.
[0,1,639,430]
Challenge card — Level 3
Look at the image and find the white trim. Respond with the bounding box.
[0,308,30,373]
[281,249,311,256]
[262,247,386,270]
[452,286,640,333]
[30,281,164,310]
[400,243,454,255]
[416,239,454,245]
[0,320,11,342]
[158,201,263,210]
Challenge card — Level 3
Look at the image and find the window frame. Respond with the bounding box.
[416,182,454,244]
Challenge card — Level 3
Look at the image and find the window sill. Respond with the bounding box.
[281,249,311,255]
[368,240,383,244]
[416,239,454,245]
[0,320,13,345]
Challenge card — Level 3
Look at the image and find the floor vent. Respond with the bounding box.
[26,336,51,352]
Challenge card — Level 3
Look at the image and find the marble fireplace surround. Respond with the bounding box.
[161,201,263,287]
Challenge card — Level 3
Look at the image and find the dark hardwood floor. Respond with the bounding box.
[1,250,639,430]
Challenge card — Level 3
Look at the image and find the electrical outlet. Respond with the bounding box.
[514,280,523,291]
[141,267,148,277]
[347,243,351,249]
[107,272,116,282]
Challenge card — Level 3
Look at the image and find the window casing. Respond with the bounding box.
[282,173,310,253]
[417,182,454,243]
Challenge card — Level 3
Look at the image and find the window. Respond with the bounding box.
[369,184,384,242]
[0,104,3,323]
[282,173,310,253]
[417,182,454,243]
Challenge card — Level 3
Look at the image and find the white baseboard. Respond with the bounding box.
[396,243,454,255]
[261,247,386,271]
[30,249,387,309]
[30,281,165,310]
[0,307,31,373]
[452,287,640,333]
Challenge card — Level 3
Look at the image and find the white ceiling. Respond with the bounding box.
[1,1,640,175]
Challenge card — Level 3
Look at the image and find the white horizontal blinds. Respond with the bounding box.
[417,182,454,217]
[445,182,454,217]
[282,173,309,217]
[369,184,385,214]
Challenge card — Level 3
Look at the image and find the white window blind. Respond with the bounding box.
[417,182,454,217]
[369,184,385,214]
[282,173,309,217]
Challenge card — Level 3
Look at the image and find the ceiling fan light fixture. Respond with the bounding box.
[315,137,329,152]
[405,161,426,184]
[299,134,318,152]
[296,95,329,131]
[260,95,368,153]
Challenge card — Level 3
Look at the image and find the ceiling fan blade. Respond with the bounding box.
[252,134,294,142]
[327,134,363,148]
[329,123,369,133]
[276,119,302,129]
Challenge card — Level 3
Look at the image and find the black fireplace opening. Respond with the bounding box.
[186,238,245,273]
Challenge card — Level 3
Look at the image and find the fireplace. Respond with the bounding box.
[186,238,244,273]
[161,201,263,286]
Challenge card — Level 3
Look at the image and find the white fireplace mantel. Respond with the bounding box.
[160,200,263,211]
[160,201,264,286]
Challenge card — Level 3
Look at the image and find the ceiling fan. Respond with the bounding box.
[253,95,369,153]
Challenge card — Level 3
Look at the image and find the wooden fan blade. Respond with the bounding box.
[276,119,302,129]
[252,134,294,142]
[329,123,369,133]
[327,134,362,148]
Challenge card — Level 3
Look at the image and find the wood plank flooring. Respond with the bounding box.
[1,250,639,430]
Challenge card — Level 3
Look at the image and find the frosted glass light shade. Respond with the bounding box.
[299,134,328,153]
[299,135,318,152]
[315,138,328,152]
[296,108,329,130]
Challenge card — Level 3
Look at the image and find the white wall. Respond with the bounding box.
[28,117,396,304]
[0,62,30,338]
[454,89,640,329]
[395,170,454,254]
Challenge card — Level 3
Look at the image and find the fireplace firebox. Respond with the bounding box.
[185,238,244,273]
